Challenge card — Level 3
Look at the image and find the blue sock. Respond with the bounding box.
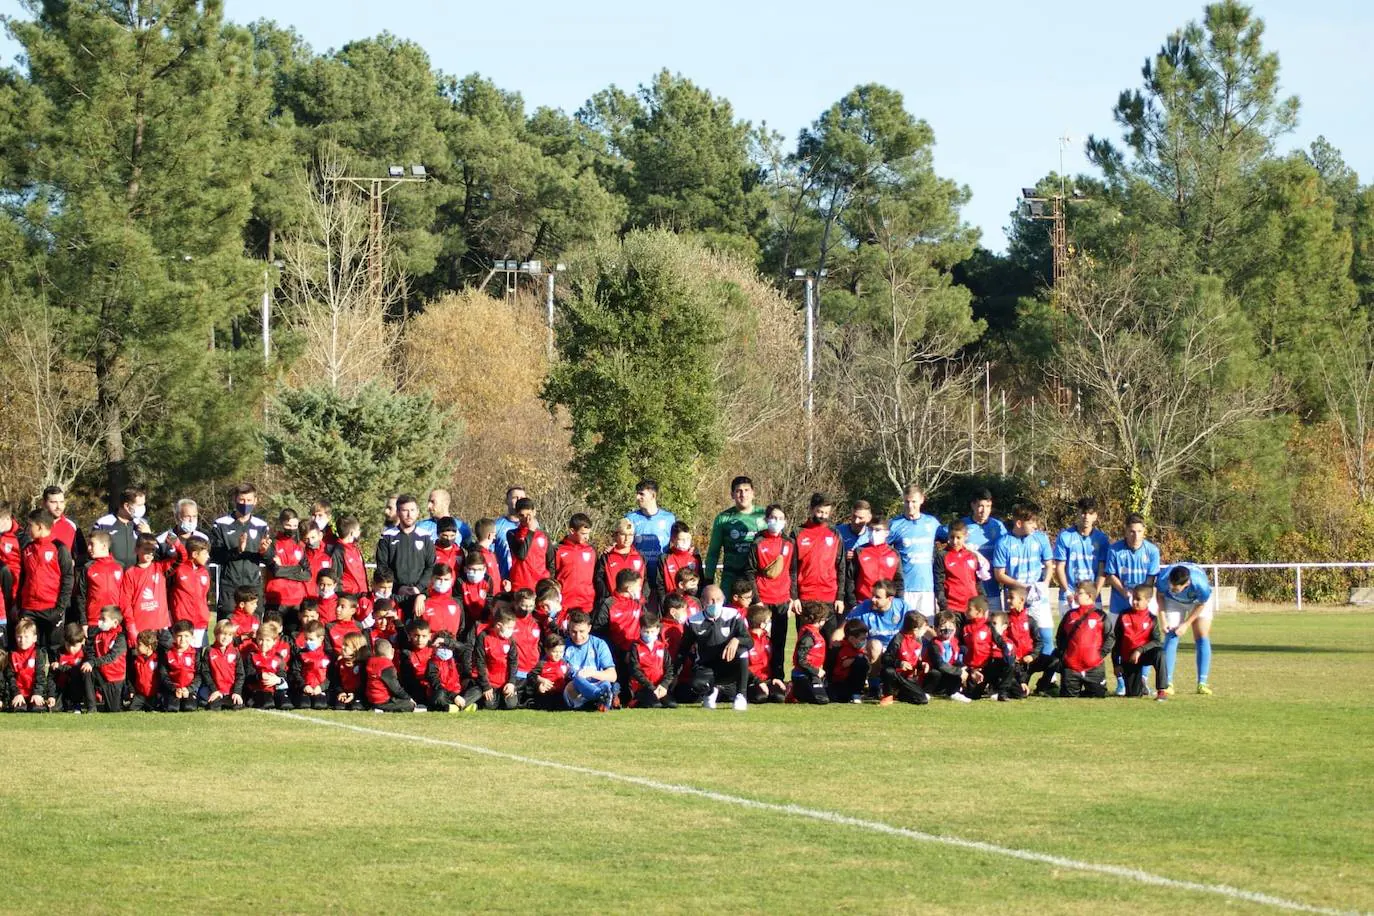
[1037,627,1054,656]
[1197,636,1212,683]
[1163,632,1179,685]
[868,676,882,696]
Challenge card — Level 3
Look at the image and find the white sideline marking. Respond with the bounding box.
[260,710,1360,915]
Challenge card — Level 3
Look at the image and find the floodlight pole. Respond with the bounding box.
[325,172,427,309]
[791,269,824,471]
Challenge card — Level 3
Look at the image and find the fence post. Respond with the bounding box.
[1295,565,1303,611]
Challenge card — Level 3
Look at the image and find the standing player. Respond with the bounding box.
[1054,497,1109,614]
[1156,562,1215,696]
[837,500,873,560]
[490,486,527,583]
[703,476,766,597]
[991,503,1055,656]
[887,484,941,619]
[625,480,676,588]
[1104,513,1161,694]
[794,492,846,620]
[209,483,271,619]
[959,489,1006,605]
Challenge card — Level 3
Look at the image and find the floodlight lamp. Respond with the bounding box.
[388,165,404,178]
[817,268,829,278]
[793,268,806,278]
[555,263,567,272]
[1022,187,1037,199]
[1028,201,1046,218]
[410,164,426,178]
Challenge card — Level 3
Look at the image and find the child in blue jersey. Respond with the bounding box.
[1104,513,1161,694]
[991,503,1055,656]
[887,484,941,617]
[1156,563,1215,696]
[560,609,619,711]
[1054,497,1109,610]
[836,579,906,699]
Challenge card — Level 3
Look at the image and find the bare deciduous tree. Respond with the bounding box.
[278,154,403,395]
[1054,259,1279,519]
[1317,312,1374,502]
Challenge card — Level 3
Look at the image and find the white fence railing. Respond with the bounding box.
[1202,562,1374,611]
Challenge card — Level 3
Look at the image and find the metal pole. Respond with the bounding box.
[545,272,556,358]
[1296,565,1303,611]
[805,276,815,471]
[999,389,1007,476]
[261,271,271,366]
[968,402,975,473]
[369,179,383,309]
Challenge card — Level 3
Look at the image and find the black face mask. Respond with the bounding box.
[235,501,253,517]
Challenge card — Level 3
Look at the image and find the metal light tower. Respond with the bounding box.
[325,165,428,308]
[495,259,567,356]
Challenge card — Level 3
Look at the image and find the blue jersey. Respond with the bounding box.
[1054,526,1110,591]
[563,634,616,676]
[846,598,908,647]
[626,508,676,578]
[838,523,870,557]
[491,516,519,579]
[961,515,1007,598]
[992,531,1054,588]
[1104,539,1162,613]
[888,514,940,592]
[1156,563,1212,616]
[416,517,473,546]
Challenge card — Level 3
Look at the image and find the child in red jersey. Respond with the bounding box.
[244,620,293,710]
[747,505,799,679]
[846,517,903,609]
[1046,587,1115,698]
[534,580,564,633]
[369,598,400,649]
[425,632,470,713]
[983,611,1028,701]
[466,608,519,710]
[291,620,332,709]
[594,519,647,608]
[727,577,755,615]
[925,612,972,703]
[625,610,677,708]
[745,603,786,704]
[790,602,830,705]
[524,630,571,710]
[1005,584,1057,695]
[357,570,394,628]
[6,617,52,711]
[86,606,128,713]
[880,611,931,705]
[656,521,702,603]
[1117,584,1167,699]
[660,593,689,658]
[128,629,161,712]
[937,520,985,620]
[554,514,598,614]
[434,517,463,572]
[328,595,364,655]
[119,533,174,649]
[959,598,996,700]
[332,516,369,600]
[364,638,415,712]
[420,563,463,641]
[160,621,201,712]
[457,551,492,639]
[472,518,501,594]
[294,602,321,648]
[52,622,96,712]
[673,567,702,610]
[20,508,75,654]
[829,618,872,703]
[505,498,554,593]
[169,535,214,647]
[509,588,543,687]
[227,585,262,647]
[331,632,367,710]
[76,530,123,635]
[200,619,245,710]
[593,568,644,690]
[401,620,433,701]
[314,569,340,625]
[264,509,310,633]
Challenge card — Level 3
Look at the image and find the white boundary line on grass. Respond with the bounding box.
[260,710,1361,916]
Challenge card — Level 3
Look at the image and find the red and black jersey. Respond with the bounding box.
[1006,608,1035,659]
[264,535,308,607]
[848,544,903,605]
[78,556,124,627]
[427,651,463,695]
[628,639,670,691]
[530,655,569,694]
[794,522,845,603]
[656,547,702,598]
[511,614,541,675]
[295,642,331,689]
[334,657,363,696]
[326,619,362,656]
[50,514,81,557]
[7,644,45,698]
[92,628,127,682]
[473,631,517,689]
[884,632,924,674]
[370,616,398,649]
[404,646,434,697]
[119,561,171,636]
[421,593,463,640]
[592,594,642,652]
[1058,605,1113,673]
[479,546,500,592]
[364,655,400,706]
[169,560,212,629]
[925,635,962,674]
[941,548,982,614]
[20,534,74,612]
[302,544,334,600]
[595,547,646,606]
[434,541,462,575]
[334,540,369,596]
[53,646,85,690]
[201,644,243,695]
[0,519,22,604]
[747,629,772,681]
[506,525,553,592]
[228,610,261,645]
[316,593,340,624]
[1114,608,1160,661]
[459,580,492,629]
[748,533,797,606]
[661,616,686,659]
[245,640,289,694]
[164,645,199,689]
[833,640,865,680]
[554,537,598,612]
[792,622,826,678]
[130,653,159,699]
[962,618,994,669]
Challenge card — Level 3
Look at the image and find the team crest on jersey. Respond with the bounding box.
[1087,619,1097,629]
[227,653,236,662]
[825,536,834,546]
[26,658,34,668]
[44,550,53,562]
[730,530,740,539]
[321,559,332,568]
[114,570,122,580]
[884,557,895,567]
[978,631,987,640]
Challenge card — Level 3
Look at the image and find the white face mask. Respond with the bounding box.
[320,587,336,599]
[432,579,453,594]
[131,504,146,520]
[98,619,117,632]
[435,646,454,662]
[374,589,391,600]
[314,515,329,530]
[305,639,322,652]
[464,569,485,584]
[766,519,785,535]
[705,603,722,619]
[675,536,692,551]
[179,519,197,534]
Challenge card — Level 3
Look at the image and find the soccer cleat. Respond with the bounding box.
[949,692,973,704]
[878,695,895,706]
[1166,681,1175,692]
[1156,690,1169,702]
[446,704,461,714]
[849,694,864,704]
[703,687,718,710]
[1197,683,1213,696]
[460,701,477,714]
[732,694,748,712]
[1114,680,1127,697]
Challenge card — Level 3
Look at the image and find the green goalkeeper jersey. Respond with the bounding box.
[704,505,767,585]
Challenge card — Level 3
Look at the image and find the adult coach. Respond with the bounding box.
[209,483,270,617]
[376,494,434,619]
[991,503,1055,655]
[93,485,151,568]
[1156,562,1215,696]
[888,484,941,617]
[491,485,527,581]
[703,476,766,598]
[625,479,676,584]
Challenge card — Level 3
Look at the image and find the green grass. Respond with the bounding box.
[1,612,1371,914]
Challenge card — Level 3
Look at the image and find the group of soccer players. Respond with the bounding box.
[0,475,1215,713]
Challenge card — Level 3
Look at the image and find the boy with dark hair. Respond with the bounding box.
[880,612,930,705]
[421,563,463,640]
[554,514,598,614]
[561,609,618,711]
[87,606,127,712]
[592,568,644,677]
[402,620,434,702]
[458,551,493,638]
[244,620,293,710]
[365,639,417,712]
[509,589,542,686]
[469,608,520,710]
[534,581,564,633]
[472,518,501,593]
[794,492,847,622]
[958,599,995,700]
[745,604,786,703]
[128,630,162,712]
[227,586,262,647]
[6,617,51,711]
[331,516,369,600]
[119,533,173,649]
[169,535,213,647]
[505,498,554,594]
[626,610,677,708]
[52,622,96,712]
[525,630,571,710]
[291,620,331,709]
[264,509,310,634]
[790,602,831,704]
[983,611,1027,700]
[846,517,903,609]
[20,508,75,654]
[433,516,463,572]
[1118,584,1167,699]
[656,521,703,601]
[75,529,123,636]
[161,621,201,712]
[747,504,799,680]
[937,519,987,619]
[200,619,245,710]
[425,632,470,713]
[829,619,872,703]
[676,584,752,711]
[1046,589,1116,698]
[924,612,972,702]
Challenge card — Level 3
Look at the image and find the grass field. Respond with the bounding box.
[1,611,1371,914]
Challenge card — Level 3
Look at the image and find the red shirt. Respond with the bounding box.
[303,544,333,599]
[533,656,569,694]
[130,653,159,698]
[228,610,261,645]
[747,629,771,681]
[600,595,643,652]
[405,646,434,697]
[297,642,331,688]
[459,580,491,628]
[599,547,646,598]
[429,651,463,694]
[264,535,307,607]
[1007,608,1035,659]
[942,548,982,613]
[890,632,923,673]
[120,561,171,635]
[657,547,702,596]
[245,640,289,694]
[336,540,369,595]
[165,645,199,688]
[661,616,686,658]
[1116,608,1158,661]
[335,657,363,696]
[327,619,362,656]
[833,641,865,680]
[434,541,461,574]
[20,535,69,610]
[204,644,241,694]
[93,628,127,682]
[475,631,515,688]
[555,538,598,611]
[81,556,125,626]
[9,644,40,697]
[1061,606,1109,673]
[512,614,542,675]
[793,622,826,674]
[422,593,464,639]
[364,655,398,706]
[507,526,551,592]
[795,522,842,602]
[751,534,796,605]
[631,639,668,690]
[0,519,22,604]
[853,544,901,603]
[50,515,80,555]
[170,561,212,629]
[962,617,994,668]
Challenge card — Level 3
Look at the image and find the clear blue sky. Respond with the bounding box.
[3,0,1370,251]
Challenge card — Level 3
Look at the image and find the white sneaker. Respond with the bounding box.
[949,693,973,704]
[703,687,718,710]
[732,694,748,712]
